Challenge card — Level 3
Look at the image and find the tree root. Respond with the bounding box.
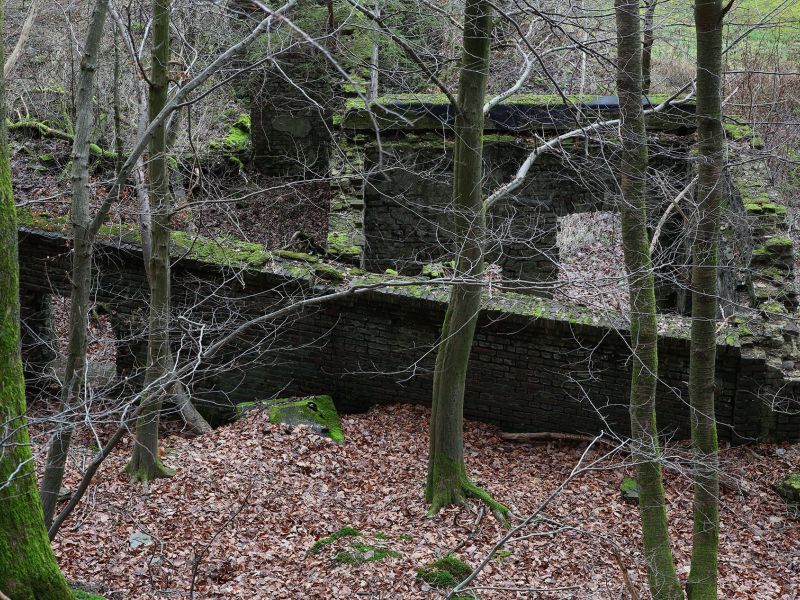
[124,458,176,483]
[428,477,510,526]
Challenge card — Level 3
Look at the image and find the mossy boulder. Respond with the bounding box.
[326,231,362,260]
[417,554,472,589]
[620,477,640,504]
[773,471,800,504]
[207,114,252,168]
[312,263,345,282]
[237,395,344,442]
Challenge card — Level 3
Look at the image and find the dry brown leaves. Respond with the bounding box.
[44,403,799,599]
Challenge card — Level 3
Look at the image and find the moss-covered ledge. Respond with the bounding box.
[17,207,763,353]
[337,93,697,133]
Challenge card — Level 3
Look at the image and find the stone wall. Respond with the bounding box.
[360,134,694,300]
[17,226,800,442]
[250,50,336,179]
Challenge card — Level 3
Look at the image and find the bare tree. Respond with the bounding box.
[687,0,726,597]
[126,0,178,482]
[614,0,682,597]
[425,0,508,520]
[0,2,73,595]
[39,0,111,529]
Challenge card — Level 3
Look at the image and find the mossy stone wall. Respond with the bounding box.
[250,50,338,178]
[16,226,800,441]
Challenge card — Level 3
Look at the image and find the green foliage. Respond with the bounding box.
[417,555,472,588]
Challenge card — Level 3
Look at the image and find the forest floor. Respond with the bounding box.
[41,403,799,600]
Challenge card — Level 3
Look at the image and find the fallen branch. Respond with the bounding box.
[6,118,117,160]
[500,431,620,448]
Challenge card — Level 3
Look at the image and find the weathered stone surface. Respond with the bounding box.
[16,225,800,442]
[238,395,344,443]
[773,472,800,504]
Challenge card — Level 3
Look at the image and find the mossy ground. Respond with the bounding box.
[417,554,473,588]
[308,526,401,566]
[72,589,106,600]
[308,525,362,555]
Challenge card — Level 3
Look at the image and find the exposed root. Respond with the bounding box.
[124,459,176,483]
[427,477,510,526]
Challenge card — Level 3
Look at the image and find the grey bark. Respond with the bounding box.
[126,0,176,482]
[39,0,110,528]
[687,0,724,597]
[425,0,506,521]
[614,0,683,597]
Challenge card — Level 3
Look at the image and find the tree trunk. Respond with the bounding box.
[642,0,657,97]
[4,0,40,79]
[614,1,683,598]
[425,0,506,520]
[126,0,175,482]
[39,0,110,529]
[0,3,73,594]
[687,1,723,597]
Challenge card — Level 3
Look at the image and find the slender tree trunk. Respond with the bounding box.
[126,0,176,481]
[113,24,124,177]
[3,0,40,79]
[614,1,683,598]
[368,2,380,102]
[425,0,506,520]
[39,0,110,528]
[0,3,73,594]
[687,0,723,597]
[642,0,657,97]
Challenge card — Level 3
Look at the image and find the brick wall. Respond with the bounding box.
[17,227,799,442]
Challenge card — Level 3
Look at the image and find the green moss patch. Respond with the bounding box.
[273,249,319,263]
[724,121,753,140]
[764,236,792,251]
[326,231,362,258]
[308,525,362,555]
[773,472,800,518]
[620,477,640,503]
[171,231,272,269]
[72,589,106,600]
[267,395,344,443]
[208,114,252,165]
[309,526,401,566]
[417,554,472,589]
[312,263,345,282]
[334,541,401,566]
